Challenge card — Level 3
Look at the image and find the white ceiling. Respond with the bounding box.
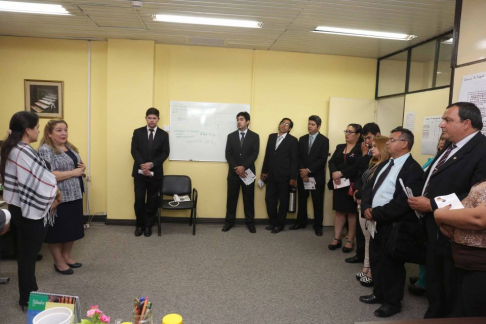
[0,0,456,58]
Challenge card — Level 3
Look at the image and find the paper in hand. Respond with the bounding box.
[240,169,256,186]
[434,193,464,210]
[333,178,350,189]
[399,178,423,219]
[304,177,316,190]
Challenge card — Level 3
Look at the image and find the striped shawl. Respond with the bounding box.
[3,142,58,224]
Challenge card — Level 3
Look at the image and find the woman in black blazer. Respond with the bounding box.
[328,123,363,252]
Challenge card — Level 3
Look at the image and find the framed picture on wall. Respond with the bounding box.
[24,79,63,118]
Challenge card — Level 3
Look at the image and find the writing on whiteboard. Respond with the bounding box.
[170,101,250,162]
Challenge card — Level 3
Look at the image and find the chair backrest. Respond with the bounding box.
[162,175,192,196]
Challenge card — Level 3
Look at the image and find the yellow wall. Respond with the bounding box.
[106,39,155,220]
[151,46,376,221]
[0,36,107,215]
[0,35,377,221]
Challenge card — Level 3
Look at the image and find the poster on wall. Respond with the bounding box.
[459,71,486,135]
[24,80,63,118]
[404,112,415,132]
[421,116,443,155]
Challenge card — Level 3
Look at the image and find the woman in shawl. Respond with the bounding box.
[0,111,61,309]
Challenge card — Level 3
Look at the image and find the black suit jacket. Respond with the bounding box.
[298,133,329,185]
[362,155,424,228]
[131,126,170,180]
[422,132,486,249]
[327,143,362,189]
[225,129,260,180]
[262,133,298,182]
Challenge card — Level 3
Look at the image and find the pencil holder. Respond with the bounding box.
[132,309,153,324]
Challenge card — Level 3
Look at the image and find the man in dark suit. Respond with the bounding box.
[131,107,170,237]
[408,102,486,318]
[261,118,298,234]
[222,112,260,233]
[289,115,329,236]
[346,122,381,263]
[359,127,424,318]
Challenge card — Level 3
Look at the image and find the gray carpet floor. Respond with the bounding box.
[0,224,428,324]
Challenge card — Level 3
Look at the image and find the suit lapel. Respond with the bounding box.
[430,134,479,178]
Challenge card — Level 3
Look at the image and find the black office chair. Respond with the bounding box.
[157,175,198,236]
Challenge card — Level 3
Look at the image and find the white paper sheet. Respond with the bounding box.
[434,193,464,210]
[304,177,316,190]
[421,116,443,155]
[240,169,256,186]
[404,112,416,133]
[333,177,350,189]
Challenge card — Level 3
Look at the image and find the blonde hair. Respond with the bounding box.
[370,136,390,166]
[40,119,79,155]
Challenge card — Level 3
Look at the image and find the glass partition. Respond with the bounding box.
[409,42,437,92]
[377,51,408,97]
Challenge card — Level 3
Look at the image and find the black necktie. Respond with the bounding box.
[149,129,154,148]
[423,144,456,196]
[372,159,394,199]
[240,132,245,147]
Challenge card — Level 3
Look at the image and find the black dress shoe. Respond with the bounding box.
[345,255,364,263]
[265,225,275,231]
[271,227,283,234]
[67,262,82,268]
[408,283,426,296]
[289,224,306,230]
[374,305,400,318]
[314,227,323,236]
[222,224,233,232]
[144,227,152,237]
[54,265,74,275]
[359,294,383,304]
[135,227,143,236]
[248,225,256,233]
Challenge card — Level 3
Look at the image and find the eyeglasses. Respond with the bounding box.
[343,130,356,134]
[387,138,406,143]
[280,122,290,127]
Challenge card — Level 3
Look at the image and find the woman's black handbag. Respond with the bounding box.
[386,220,427,265]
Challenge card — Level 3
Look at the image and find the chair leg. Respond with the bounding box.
[192,207,196,235]
[189,209,193,226]
[157,208,161,237]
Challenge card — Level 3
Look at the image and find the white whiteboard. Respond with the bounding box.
[169,101,250,162]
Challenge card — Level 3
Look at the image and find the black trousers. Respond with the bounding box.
[225,175,255,226]
[265,180,290,228]
[356,214,365,259]
[9,205,48,305]
[424,244,460,318]
[457,269,486,317]
[134,176,160,228]
[296,178,324,228]
[369,225,405,310]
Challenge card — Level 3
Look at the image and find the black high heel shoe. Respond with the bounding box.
[328,238,342,250]
[342,240,354,253]
[19,301,28,311]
